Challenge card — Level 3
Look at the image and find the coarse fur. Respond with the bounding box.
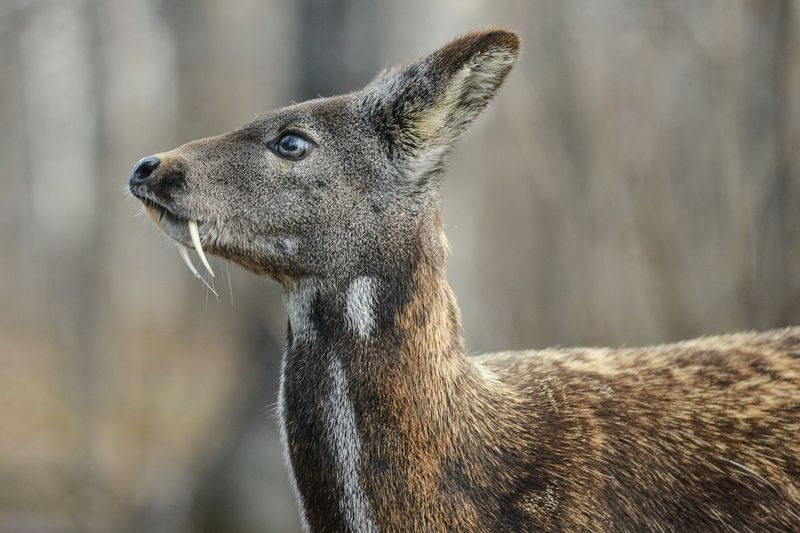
[129,29,800,531]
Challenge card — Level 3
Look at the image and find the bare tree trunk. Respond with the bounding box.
[296,0,383,98]
[746,0,795,328]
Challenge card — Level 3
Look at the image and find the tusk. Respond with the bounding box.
[177,243,219,297]
[188,219,214,277]
[177,244,200,277]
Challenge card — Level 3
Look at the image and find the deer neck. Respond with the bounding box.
[277,215,485,530]
[283,209,465,377]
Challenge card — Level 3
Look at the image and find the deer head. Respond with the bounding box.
[128,29,520,286]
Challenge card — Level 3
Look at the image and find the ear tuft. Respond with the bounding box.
[362,29,520,186]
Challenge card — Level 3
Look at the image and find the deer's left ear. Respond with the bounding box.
[363,28,520,181]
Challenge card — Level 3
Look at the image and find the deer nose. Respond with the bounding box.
[129,156,161,187]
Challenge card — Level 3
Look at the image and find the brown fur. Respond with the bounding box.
[129,28,800,531]
[321,243,800,530]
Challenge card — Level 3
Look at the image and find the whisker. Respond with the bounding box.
[262,401,279,419]
[225,263,234,307]
[197,269,219,297]
[207,260,220,303]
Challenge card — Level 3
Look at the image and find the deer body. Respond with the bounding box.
[277,220,800,531]
[129,29,800,531]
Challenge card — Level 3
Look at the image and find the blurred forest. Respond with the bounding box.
[1,1,799,531]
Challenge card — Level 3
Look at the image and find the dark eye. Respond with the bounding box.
[272,132,313,160]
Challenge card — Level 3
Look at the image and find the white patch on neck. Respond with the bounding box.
[346,276,377,339]
[277,352,310,531]
[327,356,377,531]
[284,280,317,346]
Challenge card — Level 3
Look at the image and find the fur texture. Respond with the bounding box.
[129,29,800,531]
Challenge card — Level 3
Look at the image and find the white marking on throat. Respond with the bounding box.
[346,276,377,339]
[284,279,317,346]
[277,352,310,531]
[327,356,377,531]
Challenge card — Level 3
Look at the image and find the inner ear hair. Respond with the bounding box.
[391,28,519,142]
[429,29,520,138]
[362,29,520,185]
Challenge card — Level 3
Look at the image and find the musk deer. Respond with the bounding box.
[129,29,800,531]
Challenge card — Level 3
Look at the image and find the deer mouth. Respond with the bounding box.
[142,197,187,231]
[138,196,218,293]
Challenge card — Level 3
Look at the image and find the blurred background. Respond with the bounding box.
[1,0,799,531]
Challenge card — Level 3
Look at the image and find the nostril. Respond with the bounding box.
[130,156,161,186]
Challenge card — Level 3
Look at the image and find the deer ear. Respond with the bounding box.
[363,29,520,182]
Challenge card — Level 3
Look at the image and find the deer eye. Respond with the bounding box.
[272,132,313,160]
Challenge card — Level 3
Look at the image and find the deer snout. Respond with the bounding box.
[128,154,187,196]
[129,156,161,186]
